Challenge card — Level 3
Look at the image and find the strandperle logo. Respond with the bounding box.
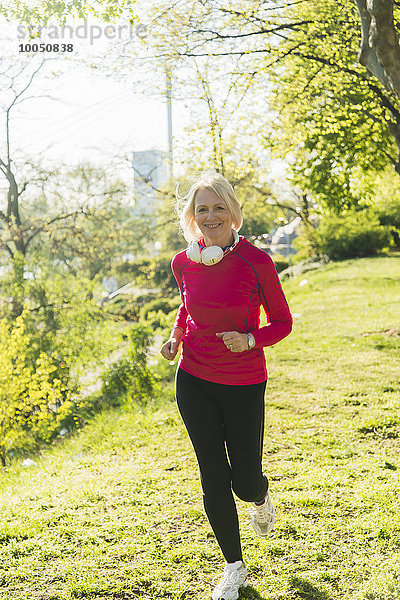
[17,20,148,45]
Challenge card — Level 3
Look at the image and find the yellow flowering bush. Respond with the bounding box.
[0,314,74,466]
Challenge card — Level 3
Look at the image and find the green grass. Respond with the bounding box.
[1,255,400,600]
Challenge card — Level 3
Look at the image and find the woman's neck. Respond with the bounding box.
[203,230,235,248]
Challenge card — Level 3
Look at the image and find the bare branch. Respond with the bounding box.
[23,208,90,247]
[14,93,61,107]
[191,20,313,42]
[131,164,173,197]
[7,59,46,112]
[19,181,28,195]
[253,185,299,217]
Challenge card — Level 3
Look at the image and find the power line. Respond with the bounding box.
[23,86,136,143]
[25,88,136,149]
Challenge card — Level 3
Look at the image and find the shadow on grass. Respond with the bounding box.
[288,575,331,600]
[240,575,331,600]
[241,584,270,600]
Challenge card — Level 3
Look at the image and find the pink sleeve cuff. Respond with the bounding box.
[251,319,292,349]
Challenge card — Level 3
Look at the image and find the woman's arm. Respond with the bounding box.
[173,303,188,333]
[160,255,188,360]
[251,254,293,348]
[170,255,189,333]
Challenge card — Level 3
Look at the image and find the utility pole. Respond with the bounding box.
[166,68,173,179]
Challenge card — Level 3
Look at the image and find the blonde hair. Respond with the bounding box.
[176,170,243,242]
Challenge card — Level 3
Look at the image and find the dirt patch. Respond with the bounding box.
[361,328,400,337]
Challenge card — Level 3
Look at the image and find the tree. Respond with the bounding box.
[4,0,400,155]
[6,0,399,213]
[30,163,152,281]
[266,0,400,209]
[143,0,400,96]
[0,59,150,316]
[354,0,400,99]
[139,0,400,208]
[0,59,84,316]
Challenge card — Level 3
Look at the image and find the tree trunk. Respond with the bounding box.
[388,121,400,175]
[300,193,311,225]
[11,252,25,319]
[390,228,400,248]
[355,0,400,99]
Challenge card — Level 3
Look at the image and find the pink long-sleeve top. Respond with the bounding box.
[171,236,293,385]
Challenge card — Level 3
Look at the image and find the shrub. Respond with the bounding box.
[0,269,128,464]
[140,297,181,322]
[114,252,177,296]
[301,210,390,260]
[104,296,140,321]
[271,253,289,272]
[101,323,160,407]
[0,315,76,466]
[373,197,400,249]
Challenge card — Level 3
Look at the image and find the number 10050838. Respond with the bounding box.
[19,43,74,52]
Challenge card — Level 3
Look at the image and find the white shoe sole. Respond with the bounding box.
[212,579,248,600]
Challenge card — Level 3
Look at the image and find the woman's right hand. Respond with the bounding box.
[160,328,183,360]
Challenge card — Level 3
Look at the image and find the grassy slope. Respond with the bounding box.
[0,256,400,600]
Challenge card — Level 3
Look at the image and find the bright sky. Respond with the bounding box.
[0,13,289,201]
[14,69,171,163]
[1,15,186,175]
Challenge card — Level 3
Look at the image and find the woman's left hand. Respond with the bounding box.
[216,331,249,353]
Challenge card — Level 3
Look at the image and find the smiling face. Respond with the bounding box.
[194,188,234,248]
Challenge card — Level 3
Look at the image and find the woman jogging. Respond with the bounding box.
[160,171,292,600]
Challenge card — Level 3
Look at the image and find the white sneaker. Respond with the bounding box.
[249,490,276,536]
[212,560,248,600]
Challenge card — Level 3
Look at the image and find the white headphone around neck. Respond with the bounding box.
[186,230,240,266]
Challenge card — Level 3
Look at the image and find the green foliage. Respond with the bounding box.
[145,306,179,333]
[143,0,400,213]
[114,252,178,296]
[4,252,26,318]
[237,182,281,239]
[0,314,75,466]
[21,269,116,383]
[103,296,141,322]
[271,253,289,273]
[294,169,400,259]
[101,323,159,407]
[306,210,390,260]
[370,171,400,247]
[0,0,137,24]
[375,200,400,231]
[0,267,121,465]
[151,352,177,385]
[268,0,400,210]
[139,296,181,322]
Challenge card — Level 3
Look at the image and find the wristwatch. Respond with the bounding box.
[246,333,256,350]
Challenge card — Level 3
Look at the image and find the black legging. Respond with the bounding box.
[175,367,269,563]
